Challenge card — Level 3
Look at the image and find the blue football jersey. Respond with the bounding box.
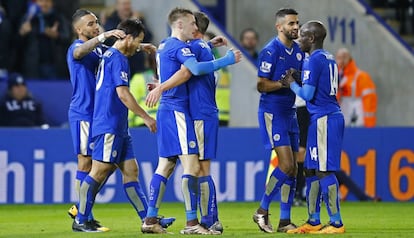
[257,37,305,113]
[302,49,341,117]
[187,39,218,119]
[92,48,130,137]
[157,37,197,111]
[67,39,104,120]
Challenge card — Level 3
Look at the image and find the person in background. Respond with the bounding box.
[239,27,259,65]
[0,73,48,127]
[0,4,11,79]
[103,0,153,75]
[18,0,71,79]
[335,47,377,127]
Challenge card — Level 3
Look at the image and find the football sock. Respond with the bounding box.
[280,176,296,220]
[146,173,167,218]
[77,175,99,224]
[320,173,343,227]
[75,170,88,197]
[260,167,288,211]
[199,175,218,227]
[306,175,321,225]
[182,174,198,222]
[124,181,148,221]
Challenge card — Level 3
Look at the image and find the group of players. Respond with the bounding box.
[66,5,345,235]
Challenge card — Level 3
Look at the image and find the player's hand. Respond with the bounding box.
[288,68,302,85]
[226,49,242,64]
[104,29,126,40]
[143,115,157,133]
[209,36,228,47]
[146,86,162,108]
[139,43,157,54]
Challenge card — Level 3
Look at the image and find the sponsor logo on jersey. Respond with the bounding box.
[260,61,272,73]
[181,48,194,57]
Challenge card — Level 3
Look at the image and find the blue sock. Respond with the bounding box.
[199,175,218,227]
[182,174,198,222]
[280,176,296,220]
[260,167,288,210]
[124,181,148,221]
[320,173,343,227]
[147,173,168,218]
[75,171,96,222]
[76,175,99,224]
[306,176,321,225]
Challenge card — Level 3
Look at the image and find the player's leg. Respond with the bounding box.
[141,157,176,234]
[310,114,345,234]
[194,119,222,233]
[73,147,115,233]
[179,154,218,235]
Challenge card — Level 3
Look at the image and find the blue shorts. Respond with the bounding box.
[258,111,299,152]
[194,119,219,160]
[305,113,344,172]
[69,120,93,156]
[157,109,198,158]
[92,133,135,164]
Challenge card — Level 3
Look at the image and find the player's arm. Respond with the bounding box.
[145,66,192,108]
[183,49,241,76]
[290,82,315,101]
[257,77,286,93]
[116,85,156,132]
[73,29,125,59]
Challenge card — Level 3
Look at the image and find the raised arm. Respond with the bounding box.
[73,29,125,59]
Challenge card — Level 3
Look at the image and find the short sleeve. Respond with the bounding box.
[257,47,278,79]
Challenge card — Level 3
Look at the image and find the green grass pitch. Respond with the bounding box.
[0,202,413,237]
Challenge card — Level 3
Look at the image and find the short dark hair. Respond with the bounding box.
[72,9,93,24]
[194,12,209,34]
[168,7,194,25]
[239,28,259,41]
[275,8,298,20]
[117,19,145,38]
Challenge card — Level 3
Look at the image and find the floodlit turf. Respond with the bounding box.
[0,202,413,237]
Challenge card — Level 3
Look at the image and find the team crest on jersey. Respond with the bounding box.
[120,71,128,82]
[260,61,272,73]
[181,48,194,56]
[303,70,310,80]
[189,141,196,148]
[296,53,302,61]
[273,134,281,141]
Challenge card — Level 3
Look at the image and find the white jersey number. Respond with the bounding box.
[329,63,338,96]
[96,59,105,91]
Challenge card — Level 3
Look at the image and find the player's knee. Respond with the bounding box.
[155,157,177,178]
[315,170,334,179]
[77,154,92,171]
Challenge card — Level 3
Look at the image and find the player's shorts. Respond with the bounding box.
[258,110,299,152]
[297,106,310,148]
[194,119,219,160]
[69,119,93,156]
[92,133,135,164]
[305,112,344,172]
[157,109,198,158]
